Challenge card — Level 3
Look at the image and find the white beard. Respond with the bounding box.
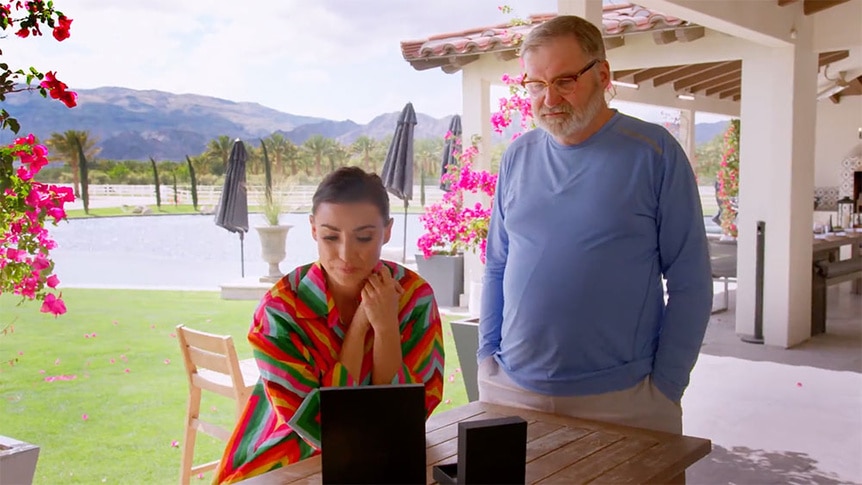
[533,79,606,142]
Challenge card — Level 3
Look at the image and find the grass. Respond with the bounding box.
[66,205,202,219]
[0,289,469,484]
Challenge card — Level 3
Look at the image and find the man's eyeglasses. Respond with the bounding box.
[521,59,601,97]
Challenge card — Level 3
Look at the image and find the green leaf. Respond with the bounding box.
[26,74,34,85]
[7,118,20,134]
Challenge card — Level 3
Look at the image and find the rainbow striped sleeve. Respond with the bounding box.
[386,262,445,417]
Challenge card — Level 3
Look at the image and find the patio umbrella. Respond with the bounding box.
[440,114,461,191]
[380,102,417,263]
[214,138,249,277]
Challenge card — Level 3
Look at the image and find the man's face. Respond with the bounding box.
[523,36,610,144]
[310,202,392,290]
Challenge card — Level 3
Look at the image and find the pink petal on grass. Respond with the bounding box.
[448,375,455,382]
[84,334,90,339]
[18,351,23,356]
[91,333,97,338]
[455,368,461,373]
[796,382,803,387]
[445,399,451,404]
[82,413,89,421]
[109,359,115,364]
[197,473,205,480]
[54,358,61,365]
[124,368,130,373]
[164,359,171,365]
[211,406,217,412]
[38,369,45,374]
[171,440,179,448]
[150,324,155,329]
[112,320,118,325]
[170,333,176,338]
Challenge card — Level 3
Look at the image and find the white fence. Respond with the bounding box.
[57,184,447,209]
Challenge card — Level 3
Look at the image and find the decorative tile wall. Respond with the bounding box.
[839,155,862,198]
[814,186,840,210]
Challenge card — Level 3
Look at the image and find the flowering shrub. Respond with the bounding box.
[418,6,534,264]
[716,119,740,237]
[418,135,497,262]
[1,0,76,317]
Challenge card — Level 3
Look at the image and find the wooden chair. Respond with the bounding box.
[176,324,260,485]
[708,237,738,313]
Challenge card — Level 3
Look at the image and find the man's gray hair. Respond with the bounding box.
[520,15,606,61]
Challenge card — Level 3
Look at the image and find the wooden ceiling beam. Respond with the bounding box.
[632,65,687,84]
[688,70,742,93]
[733,94,741,101]
[653,62,724,87]
[706,80,741,96]
[673,61,742,91]
[720,88,741,99]
[778,0,799,5]
[804,0,851,15]
[613,69,642,81]
[818,50,850,67]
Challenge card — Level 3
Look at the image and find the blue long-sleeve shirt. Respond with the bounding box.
[479,111,713,403]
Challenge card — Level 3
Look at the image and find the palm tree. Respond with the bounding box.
[351,136,378,172]
[204,135,233,175]
[262,133,299,176]
[303,135,334,177]
[46,130,100,198]
[326,143,350,173]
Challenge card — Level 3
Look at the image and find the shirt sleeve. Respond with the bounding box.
[248,297,360,451]
[393,276,445,418]
[652,138,714,403]
[479,152,509,362]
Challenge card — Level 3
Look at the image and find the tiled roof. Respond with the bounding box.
[401,3,688,71]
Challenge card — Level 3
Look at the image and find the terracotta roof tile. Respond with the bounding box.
[401,3,688,67]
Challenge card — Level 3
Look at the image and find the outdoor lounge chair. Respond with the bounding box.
[709,237,738,313]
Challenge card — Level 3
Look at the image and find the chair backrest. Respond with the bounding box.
[708,238,738,279]
[176,324,250,407]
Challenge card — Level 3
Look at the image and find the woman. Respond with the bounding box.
[214,167,444,484]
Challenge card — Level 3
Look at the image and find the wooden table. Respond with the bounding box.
[237,401,711,484]
[812,231,862,294]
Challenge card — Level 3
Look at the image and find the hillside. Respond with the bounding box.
[3,86,727,161]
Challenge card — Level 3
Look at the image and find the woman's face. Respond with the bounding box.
[310,201,392,290]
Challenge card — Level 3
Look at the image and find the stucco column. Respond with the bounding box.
[461,65,492,312]
[557,0,603,25]
[678,108,697,172]
[735,20,818,347]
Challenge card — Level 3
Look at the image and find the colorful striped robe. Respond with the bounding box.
[214,261,444,484]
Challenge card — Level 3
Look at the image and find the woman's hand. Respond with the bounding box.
[361,268,403,335]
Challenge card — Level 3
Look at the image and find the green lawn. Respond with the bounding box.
[0,290,468,484]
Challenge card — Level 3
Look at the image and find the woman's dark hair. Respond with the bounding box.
[312,167,390,221]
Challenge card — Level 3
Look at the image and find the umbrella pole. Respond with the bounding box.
[240,232,245,278]
[402,199,408,264]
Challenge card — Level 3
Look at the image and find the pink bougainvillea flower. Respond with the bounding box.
[171,440,179,448]
[82,413,89,421]
[90,333,96,338]
[41,293,67,316]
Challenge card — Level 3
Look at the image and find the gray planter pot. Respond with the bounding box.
[415,253,464,307]
[0,435,39,485]
[451,317,480,403]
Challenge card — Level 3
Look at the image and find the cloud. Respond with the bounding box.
[2,0,557,122]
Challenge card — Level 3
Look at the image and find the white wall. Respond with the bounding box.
[814,96,862,186]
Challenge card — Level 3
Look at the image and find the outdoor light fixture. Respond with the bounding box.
[611,80,639,89]
[677,94,695,101]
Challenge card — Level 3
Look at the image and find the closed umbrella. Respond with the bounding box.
[214,138,249,277]
[380,102,417,263]
[440,114,461,191]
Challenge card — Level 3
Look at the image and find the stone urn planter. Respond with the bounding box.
[255,224,292,283]
[0,435,39,485]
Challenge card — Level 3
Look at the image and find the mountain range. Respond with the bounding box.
[2,86,727,161]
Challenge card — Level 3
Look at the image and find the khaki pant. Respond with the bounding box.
[477,357,682,435]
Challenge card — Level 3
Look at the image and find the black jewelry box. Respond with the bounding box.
[432,415,527,484]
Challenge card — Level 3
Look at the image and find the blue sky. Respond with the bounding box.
[6,0,726,124]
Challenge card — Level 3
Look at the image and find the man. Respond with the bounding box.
[478,15,712,436]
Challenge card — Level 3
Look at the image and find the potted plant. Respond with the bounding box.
[255,140,293,283]
[416,135,496,307]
